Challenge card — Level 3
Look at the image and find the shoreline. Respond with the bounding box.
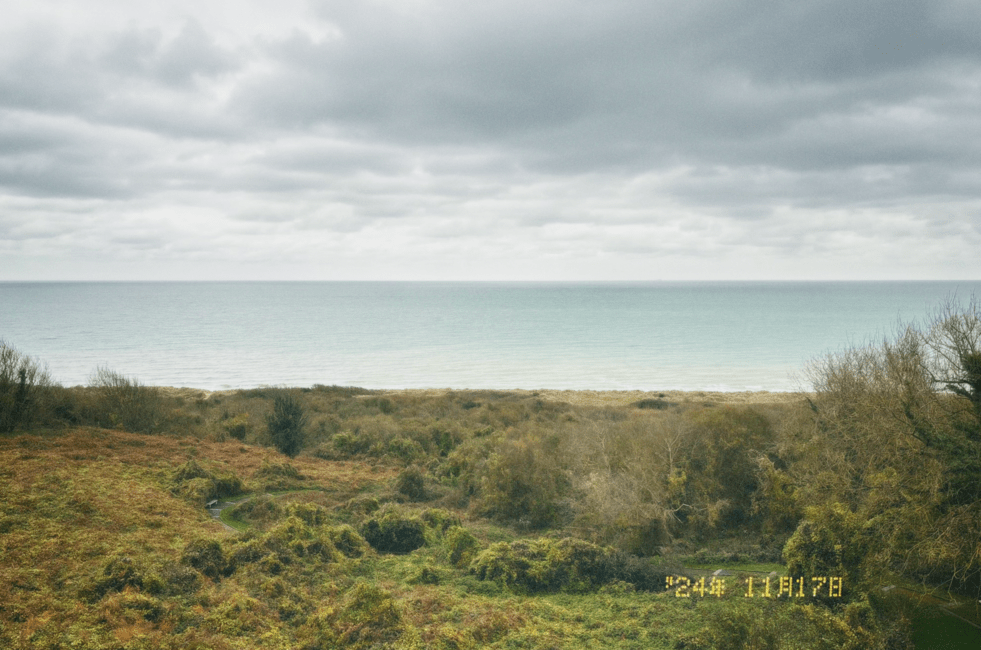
[156,385,809,407]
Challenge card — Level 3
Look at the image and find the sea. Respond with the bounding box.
[1,281,978,392]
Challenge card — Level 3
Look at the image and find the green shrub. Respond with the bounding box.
[181,538,226,580]
[331,431,370,456]
[387,436,424,462]
[783,503,872,600]
[261,515,340,565]
[226,537,267,572]
[703,599,780,650]
[361,510,426,554]
[327,525,371,558]
[0,341,52,433]
[444,526,481,568]
[301,582,402,650]
[171,459,244,504]
[228,496,283,529]
[252,459,305,491]
[394,465,427,501]
[267,391,307,457]
[222,412,250,441]
[89,366,163,434]
[159,563,202,596]
[632,398,672,410]
[284,501,330,527]
[421,507,461,533]
[362,397,396,414]
[478,434,569,528]
[82,554,153,601]
[469,537,670,593]
[408,564,442,585]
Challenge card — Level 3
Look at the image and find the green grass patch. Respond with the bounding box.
[684,561,787,574]
[910,605,981,649]
[219,506,250,532]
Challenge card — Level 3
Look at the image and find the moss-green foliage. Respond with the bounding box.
[283,501,330,526]
[227,495,283,529]
[361,509,427,554]
[181,539,226,580]
[82,554,161,602]
[443,526,482,568]
[632,397,673,410]
[170,459,244,504]
[251,459,305,491]
[407,564,442,585]
[220,412,250,441]
[468,537,670,594]
[224,514,343,578]
[696,598,891,650]
[478,433,568,528]
[327,524,371,558]
[300,582,402,650]
[387,436,424,463]
[782,503,873,600]
[679,406,776,534]
[421,507,461,533]
[394,464,427,501]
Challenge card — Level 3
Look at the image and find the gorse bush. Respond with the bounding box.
[171,459,244,504]
[267,391,307,457]
[252,459,305,491]
[394,465,427,501]
[444,525,482,568]
[469,537,671,594]
[299,582,403,650]
[221,412,250,441]
[361,510,426,554]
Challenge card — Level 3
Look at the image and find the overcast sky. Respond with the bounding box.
[1,0,979,281]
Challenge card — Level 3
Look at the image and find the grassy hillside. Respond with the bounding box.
[0,400,935,649]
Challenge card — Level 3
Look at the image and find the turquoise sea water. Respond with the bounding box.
[1,281,978,391]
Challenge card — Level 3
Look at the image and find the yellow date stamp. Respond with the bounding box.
[665,576,844,598]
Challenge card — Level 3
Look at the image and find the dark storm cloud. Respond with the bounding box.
[238,0,981,172]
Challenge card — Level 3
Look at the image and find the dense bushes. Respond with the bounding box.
[444,525,482,568]
[299,582,403,650]
[88,367,163,434]
[0,341,52,433]
[469,537,672,594]
[267,391,307,457]
[361,509,427,554]
[795,297,981,597]
[478,433,569,528]
[171,459,244,504]
[252,459,306,491]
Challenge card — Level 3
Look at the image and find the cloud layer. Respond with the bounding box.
[2,0,979,280]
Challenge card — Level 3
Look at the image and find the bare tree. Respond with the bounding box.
[923,295,981,428]
[0,341,52,432]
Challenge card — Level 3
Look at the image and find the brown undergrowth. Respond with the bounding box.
[0,427,395,649]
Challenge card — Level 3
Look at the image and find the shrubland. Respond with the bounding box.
[2,298,980,648]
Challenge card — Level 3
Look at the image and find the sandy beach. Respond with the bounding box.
[158,385,808,408]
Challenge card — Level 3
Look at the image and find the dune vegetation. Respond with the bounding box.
[1,298,980,648]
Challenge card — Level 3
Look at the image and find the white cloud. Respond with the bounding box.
[0,0,979,280]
